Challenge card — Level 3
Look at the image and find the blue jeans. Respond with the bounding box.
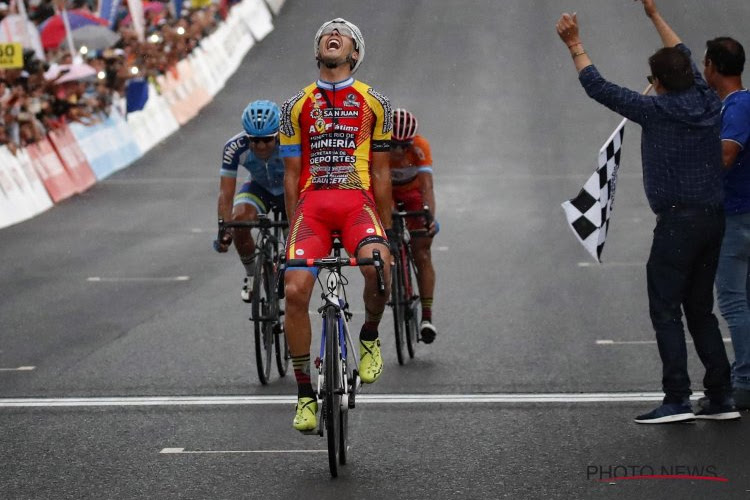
[716,212,750,390]
[647,210,732,403]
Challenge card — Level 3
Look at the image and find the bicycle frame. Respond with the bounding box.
[317,267,358,410]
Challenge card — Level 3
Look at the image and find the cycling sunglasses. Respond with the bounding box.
[320,23,354,40]
[391,140,413,149]
[249,136,276,144]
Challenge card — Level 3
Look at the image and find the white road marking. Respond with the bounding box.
[0,392,688,407]
[160,447,326,454]
[102,177,215,184]
[436,246,449,251]
[87,276,190,282]
[578,262,644,267]
[190,228,204,233]
[0,366,35,372]
[597,338,731,345]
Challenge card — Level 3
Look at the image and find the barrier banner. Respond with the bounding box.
[0,159,15,228]
[0,147,53,228]
[245,0,273,41]
[263,0,285,15]
[26,139,77,203]
[47,124,97,193]
[69,112,142,180]
[126,83,179,153]
[15,147,54,214]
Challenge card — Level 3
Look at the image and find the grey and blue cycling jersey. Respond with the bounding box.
[220,132,284,196]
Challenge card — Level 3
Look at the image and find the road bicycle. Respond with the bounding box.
[389,203,432,365]
[286,235,385,478]
[218,211,289,384]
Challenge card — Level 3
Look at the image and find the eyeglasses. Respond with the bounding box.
[249,136,276,144]
[391,140,413,149]
[321,23,354,39]
[647,75,655,84]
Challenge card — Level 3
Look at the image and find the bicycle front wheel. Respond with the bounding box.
[252,257,274,385]
[324,307,342,477]
[390,261,406,365]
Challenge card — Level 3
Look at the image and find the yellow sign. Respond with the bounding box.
[0,43,24,69]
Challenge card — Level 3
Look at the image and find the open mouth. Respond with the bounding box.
[326,38,341,50]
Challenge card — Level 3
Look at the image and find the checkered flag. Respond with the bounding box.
[561,118,627,263]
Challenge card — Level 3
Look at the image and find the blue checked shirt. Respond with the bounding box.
[578,44,724,214]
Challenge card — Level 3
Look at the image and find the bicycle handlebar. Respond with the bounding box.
[392,205,433,232]
[219,217,289,230]
[286,250,386,294]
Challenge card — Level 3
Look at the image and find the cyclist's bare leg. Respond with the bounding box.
[232,203,258,270]
[410,234,435,300]
[357,242,392,323]
[284,270,315,356]
[284,270,317,398]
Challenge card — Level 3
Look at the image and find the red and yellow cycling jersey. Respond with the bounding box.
[279,77,392,194]
[390,135,433,192]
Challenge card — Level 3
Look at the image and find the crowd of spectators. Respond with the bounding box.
[0,0,224,153]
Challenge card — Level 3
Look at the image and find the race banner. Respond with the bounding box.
[561,118,627,263]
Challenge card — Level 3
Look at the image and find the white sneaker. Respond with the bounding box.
[240,276,253,303]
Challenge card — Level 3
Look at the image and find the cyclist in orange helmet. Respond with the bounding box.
[390,108,439,343]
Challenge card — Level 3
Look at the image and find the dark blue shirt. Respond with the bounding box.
[720,89,750,214]
[578,44,723,214]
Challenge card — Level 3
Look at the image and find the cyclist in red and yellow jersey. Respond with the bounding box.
[390,108,440,343]
[279,18,393,432]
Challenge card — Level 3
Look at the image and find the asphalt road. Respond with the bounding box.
[2,1,750,498]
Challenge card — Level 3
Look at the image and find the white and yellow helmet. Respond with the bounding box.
[314,18,365,74]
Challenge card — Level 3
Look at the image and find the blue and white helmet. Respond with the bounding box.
[242,99,280,136]
[314,18,365,74]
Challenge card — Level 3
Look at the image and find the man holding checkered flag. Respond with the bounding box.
[556,0,740,423]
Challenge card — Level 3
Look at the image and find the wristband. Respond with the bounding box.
[571,50,587,59]
[567,42,582,48]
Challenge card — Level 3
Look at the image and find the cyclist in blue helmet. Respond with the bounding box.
[215,99,286,302]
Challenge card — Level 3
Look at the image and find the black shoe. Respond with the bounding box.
[634,403,695,424]
[732,388,750,410]
[695,401,741,421]
[420,321,437,344]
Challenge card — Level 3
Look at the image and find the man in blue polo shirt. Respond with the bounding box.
[556,0,740,423]
[704,37,750,410]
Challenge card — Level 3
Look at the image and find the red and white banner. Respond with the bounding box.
[26,138,77,202]
[47,124,97,193]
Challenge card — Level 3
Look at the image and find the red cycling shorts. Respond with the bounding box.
[286,189,386,260]
[393,187,429,233]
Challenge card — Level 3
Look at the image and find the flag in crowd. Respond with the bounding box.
[561,118,627,263]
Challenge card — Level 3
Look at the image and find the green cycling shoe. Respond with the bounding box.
[293,397,318,432]
[359,338,383,384]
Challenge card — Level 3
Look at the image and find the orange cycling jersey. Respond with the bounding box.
[279,77,392,194]
[390,135,433,192]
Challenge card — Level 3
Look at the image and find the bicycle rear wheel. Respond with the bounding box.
[252,257,274,385]
[403,251,419,359]
[324,307,342,477]
[390,260,406,365]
